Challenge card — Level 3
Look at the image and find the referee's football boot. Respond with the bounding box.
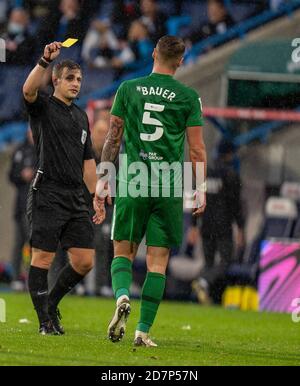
[48,307,65,335]
[133,331,157,347]
[39,320,61,336]
[108,296,131,343]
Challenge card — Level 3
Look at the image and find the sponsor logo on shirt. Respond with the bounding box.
[139,150,163,161]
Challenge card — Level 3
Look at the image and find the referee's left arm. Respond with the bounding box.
[83,124,97,195]
[83,159,97,195]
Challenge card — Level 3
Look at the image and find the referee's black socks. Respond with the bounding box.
[28,266,49,325]
[48,264,84,311]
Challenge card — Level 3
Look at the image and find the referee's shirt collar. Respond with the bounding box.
[50,95,74,110]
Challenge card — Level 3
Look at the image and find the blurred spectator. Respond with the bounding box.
[139,0,167,43]
[174,0,184,16]
[92,117,109,160]
[1,7,36,65]
[270,0,284,11]
[111,0,140,40]
[8,127,36,291]
[95,107,110,125]
[90,102,111,129]
[23,0,52,19]
[186,0,234,44]
[83,19,154,75]
[38,0,90,48]
[81,19,121,69]
[94,202,114,296]
[125,20,154,68]
[251,0,270,15]
[0,0,9,32]
[166,221,203,301]
[91,117,114,296]
[191,140,245,304]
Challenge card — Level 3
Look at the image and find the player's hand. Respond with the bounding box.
[93,196,106,224]
[43,42,62,62]
[95,179,112,206]
[192,192,206,217]
[93,179,112,224]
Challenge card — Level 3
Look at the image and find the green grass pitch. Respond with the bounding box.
[0,293,299,366]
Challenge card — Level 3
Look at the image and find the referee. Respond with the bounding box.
[23,42,103,335]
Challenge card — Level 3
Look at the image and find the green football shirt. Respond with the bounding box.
[111,72,203,194]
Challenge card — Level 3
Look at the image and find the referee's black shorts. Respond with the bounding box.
[27,182,95,252]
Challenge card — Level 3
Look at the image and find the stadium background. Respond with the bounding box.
[0,0,300,312]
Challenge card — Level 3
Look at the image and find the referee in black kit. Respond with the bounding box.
[23,42,104,335]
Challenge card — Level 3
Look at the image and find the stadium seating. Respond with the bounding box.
[280,182,300,204]
[280,182,300,238]
[157,0,179,17]
[96,0,115,19]
[57,45,81,63]
[245,183,300,271]
[226,190,300,303]
[229,1,259,23]
[264,197,298,238]
[80,65,115,96]
[292,217,300,238]
[0,65,30,122]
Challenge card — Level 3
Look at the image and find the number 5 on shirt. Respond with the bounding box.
[141,102,165,142]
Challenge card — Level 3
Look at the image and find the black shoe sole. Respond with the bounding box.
[39,328,62,336]
[49,321,65,335]
[133,336,145,347]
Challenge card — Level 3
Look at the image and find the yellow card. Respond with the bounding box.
[61,38,78,48]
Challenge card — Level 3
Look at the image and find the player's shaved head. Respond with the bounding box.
[155,36,185,69]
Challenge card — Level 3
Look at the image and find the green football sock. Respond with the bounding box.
[137,272,166,333]
[111,256,132,300]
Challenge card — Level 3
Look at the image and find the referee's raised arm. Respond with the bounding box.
[23,42,62,103]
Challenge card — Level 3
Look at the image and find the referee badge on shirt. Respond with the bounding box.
[81,130,87,145]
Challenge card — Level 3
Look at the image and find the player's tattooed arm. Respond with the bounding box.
[93,115,123,224]
[100,115,124,173]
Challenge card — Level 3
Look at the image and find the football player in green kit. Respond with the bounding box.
[94,36,207,347]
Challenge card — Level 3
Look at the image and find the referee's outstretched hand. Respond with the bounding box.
[43,41,62,62]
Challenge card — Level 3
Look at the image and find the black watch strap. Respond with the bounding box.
[38,57,50,68]
[42,55,53,63]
